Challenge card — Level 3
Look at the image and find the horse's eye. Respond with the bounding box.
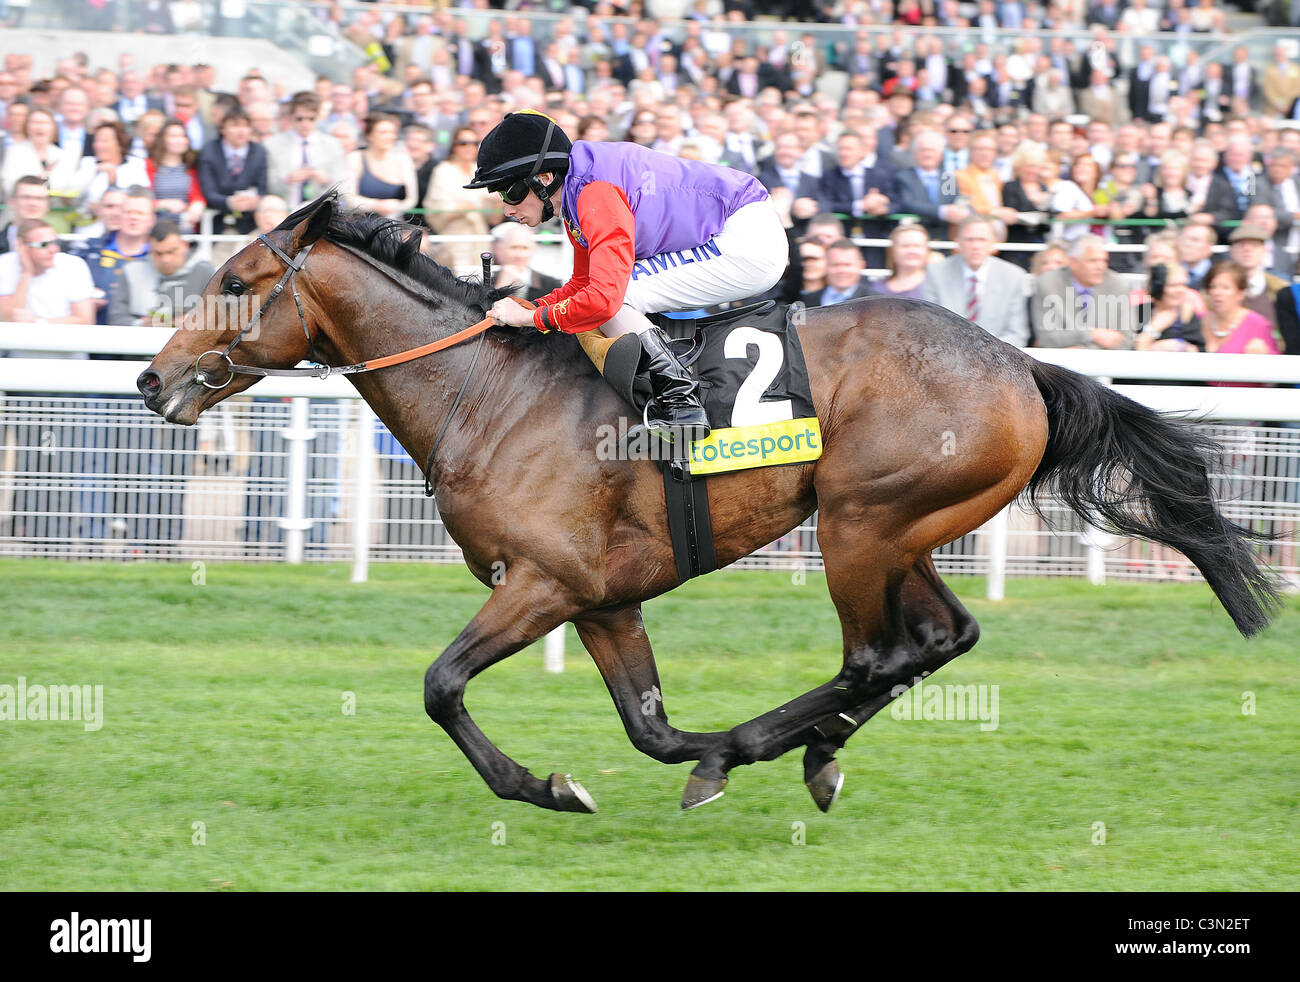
[225,278,246,296]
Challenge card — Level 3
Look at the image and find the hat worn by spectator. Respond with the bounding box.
[1228,224,1269,243]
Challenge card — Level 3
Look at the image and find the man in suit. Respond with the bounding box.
[818,130,893,267]
[1264,41,1300,117]
[536,42,568,92]
[449,17,492,87]
[1204,135,1280,235]
[942,116,973,174]
[1032,67,1076,119]
[1032,234,1138,349]
[842,31,877,81]
[923,216,1029,347]
[264,93,344,210]
[1258,151,1300,273]
[722,101,762,175]
[1226,46,1258,112]
[116,69,164,126]
[506,17,539,78]
[1078,68,1127,128]
[893,128,970,239]
[1197,62,1232,125]
[1085,0,1122,29]
[802,239,874,308]
[197,108,268,235]
[758,132,822,232]
[791,104,836,180]
[491,221,561,304]
[55,86,93,158]
[1230,224,1291,329]
[1128,45,1159,123]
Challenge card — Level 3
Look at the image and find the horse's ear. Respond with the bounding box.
[295,194,334,249]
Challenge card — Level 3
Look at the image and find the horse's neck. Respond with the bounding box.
[324,286,532,490]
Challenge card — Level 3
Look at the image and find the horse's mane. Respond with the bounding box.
[275,192,576,358]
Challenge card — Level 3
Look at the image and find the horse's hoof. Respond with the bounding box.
[681,773,727,811]
[806,760,844,813]
[549,773,597,813]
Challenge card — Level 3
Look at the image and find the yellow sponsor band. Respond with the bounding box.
[688,417,823,476]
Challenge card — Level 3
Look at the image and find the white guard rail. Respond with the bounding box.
[2,324,1298,637]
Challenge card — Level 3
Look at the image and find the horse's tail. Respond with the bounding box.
[1024,358,1280,637]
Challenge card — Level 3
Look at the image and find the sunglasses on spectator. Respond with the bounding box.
[26,238,60,250]
[456,139,479,147]
[949,127,972,134]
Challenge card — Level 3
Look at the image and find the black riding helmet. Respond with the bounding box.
[463,110,572,222]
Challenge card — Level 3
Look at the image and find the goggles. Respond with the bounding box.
[497,179,531,206]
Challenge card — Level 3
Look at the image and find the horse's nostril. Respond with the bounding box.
[137,370,162,397]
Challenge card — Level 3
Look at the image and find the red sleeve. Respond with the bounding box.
[532,181,635,335]
[532,223,585,310]
[189,168,206,208]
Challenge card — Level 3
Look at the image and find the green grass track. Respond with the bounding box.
[0,560,1296,891]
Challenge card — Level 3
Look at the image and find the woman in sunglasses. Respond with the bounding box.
[424,126,497,269]
[465,110,787,439]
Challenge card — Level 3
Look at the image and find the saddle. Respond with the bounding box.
[579,299,822,582]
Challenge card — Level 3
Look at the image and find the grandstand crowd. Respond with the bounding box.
[2,1,1299,359]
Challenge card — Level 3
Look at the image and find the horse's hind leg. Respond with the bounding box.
[679,526,914,808]
[573,605,729,766]
[802,556,981,811]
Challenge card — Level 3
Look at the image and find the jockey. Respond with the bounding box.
[466,110,788,440]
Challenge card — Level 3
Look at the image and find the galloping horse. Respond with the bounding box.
[138,194,1278,813]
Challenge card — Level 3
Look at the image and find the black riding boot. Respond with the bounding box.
[639,327,710,441]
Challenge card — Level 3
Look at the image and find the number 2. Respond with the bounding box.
[724,326,793,427]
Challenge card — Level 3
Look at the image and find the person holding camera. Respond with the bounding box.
[1136,262,1205,352]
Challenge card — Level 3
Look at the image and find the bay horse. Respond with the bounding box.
[137,194,1278,813]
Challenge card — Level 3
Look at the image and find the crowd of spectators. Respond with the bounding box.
[0,2,1298,359]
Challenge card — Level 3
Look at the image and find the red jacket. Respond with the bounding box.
[532,181,635,335]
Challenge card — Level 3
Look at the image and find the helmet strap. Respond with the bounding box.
[526,120,559,223]
[527,174,563,222]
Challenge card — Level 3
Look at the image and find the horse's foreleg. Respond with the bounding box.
[424,564,595,813]
[573,605,728,765]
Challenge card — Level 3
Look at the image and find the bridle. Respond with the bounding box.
[192,233,493,389]
[192,234,321,389]
[190,231,496,496]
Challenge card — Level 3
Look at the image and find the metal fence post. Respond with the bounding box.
[279,397,315,564]
[351,401,375,584]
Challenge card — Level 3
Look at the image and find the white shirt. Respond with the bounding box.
[960,259,991,296]
[0,251,95,321]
